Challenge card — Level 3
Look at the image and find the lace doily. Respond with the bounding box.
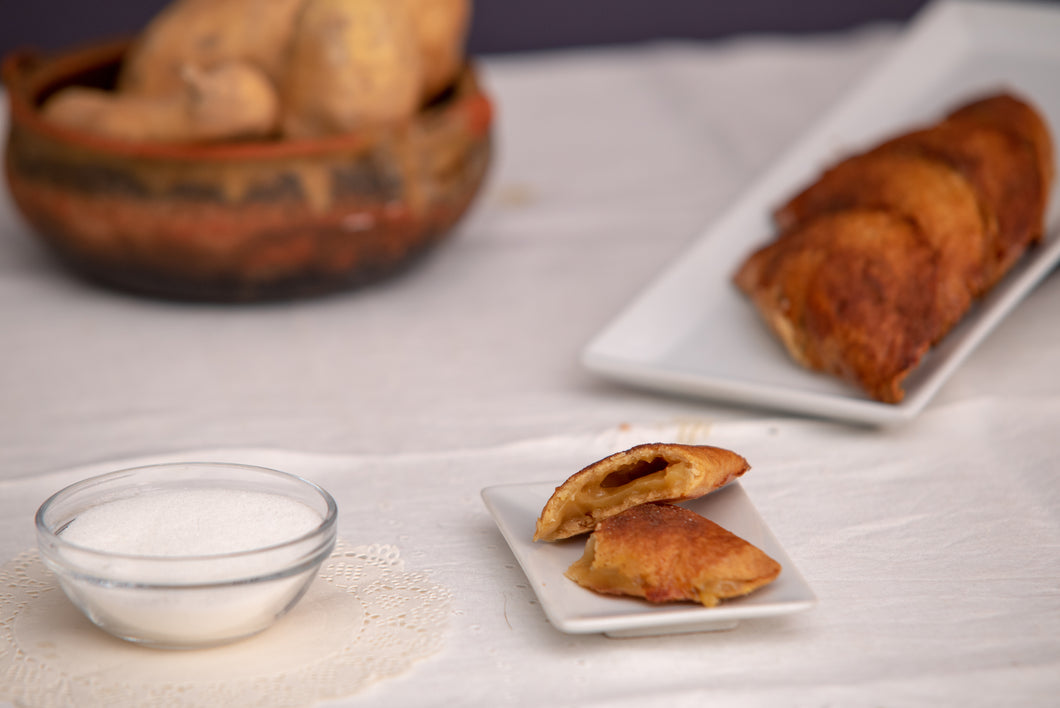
[0,540,452,708]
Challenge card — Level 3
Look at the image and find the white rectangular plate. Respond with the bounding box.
[481,481,815,637]
[582,0,1060,425]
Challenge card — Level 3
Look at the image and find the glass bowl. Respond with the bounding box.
[35,462,338,649]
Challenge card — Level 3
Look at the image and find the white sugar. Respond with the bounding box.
[62,488,322,556]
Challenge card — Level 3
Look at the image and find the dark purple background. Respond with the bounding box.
[2,0,933,60]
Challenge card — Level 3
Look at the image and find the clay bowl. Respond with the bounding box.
[2,39,492,301]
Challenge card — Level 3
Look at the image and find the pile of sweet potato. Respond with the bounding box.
[42,0,470,142]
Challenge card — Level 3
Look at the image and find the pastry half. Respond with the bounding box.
[533,443,749,542]
[565,503,781,607]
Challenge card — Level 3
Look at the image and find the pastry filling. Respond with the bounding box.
[564,536,645,598]
[569,458,689,517]
[694,580,745,607]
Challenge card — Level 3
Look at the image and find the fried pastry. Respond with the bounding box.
[565,503,781,607]
[871,113,1047,289]
[735,91,1053,403]
[735,209,940,403]
[774,150,987,335]
[533,443,749,542]
[946,93,1054,191]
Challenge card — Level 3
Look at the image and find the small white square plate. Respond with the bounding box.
[582,0,1060,425]
[481,481,815,637]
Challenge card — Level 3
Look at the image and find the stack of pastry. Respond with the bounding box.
[734,93,1054,403]
[534,443,781,607]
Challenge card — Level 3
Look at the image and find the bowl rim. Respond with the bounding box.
[35,461,339,565]
[2,37,493,162]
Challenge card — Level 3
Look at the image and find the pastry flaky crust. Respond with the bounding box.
[735,92,1053,403]
[533,443,749,542]
[565,503,781,607]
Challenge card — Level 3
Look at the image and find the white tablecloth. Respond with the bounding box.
[2,20,1058,707]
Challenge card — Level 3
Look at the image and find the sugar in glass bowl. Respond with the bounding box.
[35,462,338,649]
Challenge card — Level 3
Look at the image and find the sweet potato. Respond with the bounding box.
[43,60,280,142]
[403,0,471,102]
[280,0,423,138]
[118,0,306,95]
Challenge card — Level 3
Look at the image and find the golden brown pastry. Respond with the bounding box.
[565,503,781,607]
[884,95,1052,288]
[533,443,749,542]
[946,93,1055,193]
[774,150,987,335]
[735,92,1053,403]
[735,209,940,403]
